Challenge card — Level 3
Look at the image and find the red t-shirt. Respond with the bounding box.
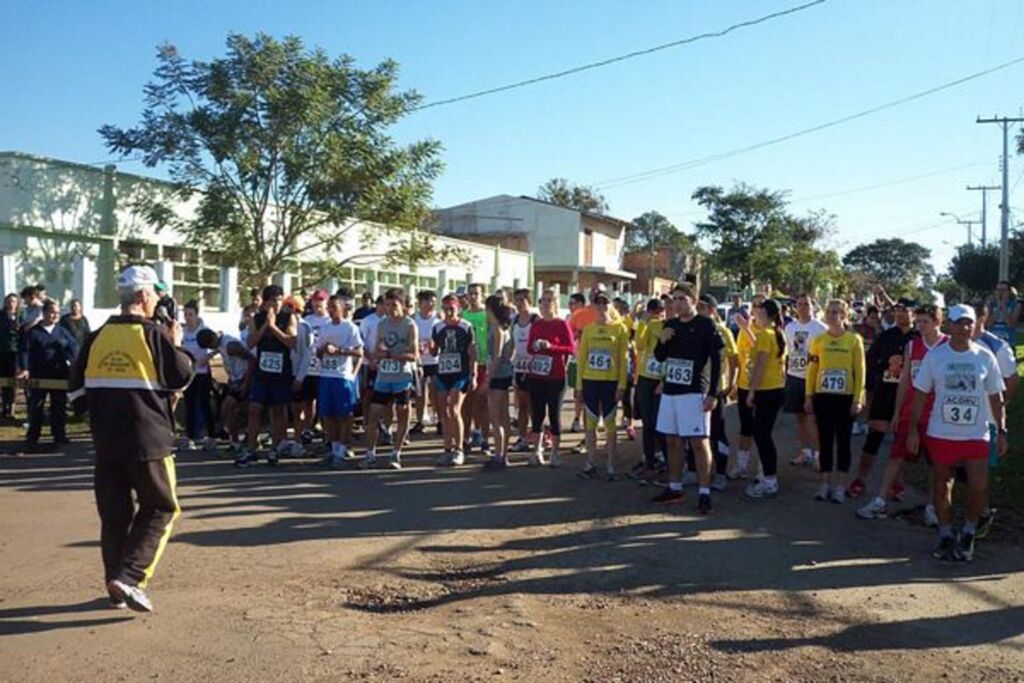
[527,318,576,382]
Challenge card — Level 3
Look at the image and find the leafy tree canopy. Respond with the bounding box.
[841,238,933,296]
[537,178,608,215]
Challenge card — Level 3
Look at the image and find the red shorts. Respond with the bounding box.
[924,437,989,467]
[475,364,487,388]
[890,418,928,463]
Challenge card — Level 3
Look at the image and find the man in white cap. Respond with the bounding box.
[69,265,195,612]
[905,304,1007,562]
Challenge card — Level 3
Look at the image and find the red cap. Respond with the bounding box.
[311,289,329,301]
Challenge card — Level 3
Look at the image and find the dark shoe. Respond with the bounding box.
[954,532,975,562]
[698,493,712,515]
[932,535,956,561]
[976,510,996,540]
[409,422,424,435]
[651,487,685,505]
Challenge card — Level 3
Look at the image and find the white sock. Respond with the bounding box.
[738,450,750,468]
[699,486,711,496]
[765,476,778,487]
[669,481,683,492]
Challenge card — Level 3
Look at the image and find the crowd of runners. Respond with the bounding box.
[3,273,1021,599]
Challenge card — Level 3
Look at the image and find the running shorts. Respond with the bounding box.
[656,393,710,438]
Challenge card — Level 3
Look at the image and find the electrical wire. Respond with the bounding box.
[412,0,826,111]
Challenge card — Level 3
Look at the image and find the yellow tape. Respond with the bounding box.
[0,377,70,390]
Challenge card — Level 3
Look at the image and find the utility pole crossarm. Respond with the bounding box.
[966,184,1000,247]
[976,116,1024,279]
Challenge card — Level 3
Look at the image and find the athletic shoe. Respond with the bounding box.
[570,418,581,433]
[637,468,658,487]
[923,504,939,528]
[790,451,808,466]
[651,487,685,505]
[856,497,887,519]
[549,452,562,468]
[360,453,378,470]
[888,481,906,502]
[409,422,424,435]
[107,579,153,613]
[625,425,637,441]
[572,441,587,455]
[815,484,830,502]
[627,462,646,480]
[510,438,530,453]
[108,595,128,610]
[234,450,258,468]
[450,451,465,466]
[830,486,847,504]
[300,429,315,445]
[328,454,345,470]
[697,493,712,515]
[605,469,619,482]
[469,430,483,448]
[483,456,507,470]
[726,462,749,480]
[977,509,996,539]
[202,436,219,451]
[744,480,778,499]
[680,471,698,487]
[379,428,394,447]
[848,478,866,498]
[176,436,192,451]
[711,474,727,492]
[577,463,597,480]
[436,450,453,467]
[932,535,956,561]
[954,532,976,562]
[388,453,402,470]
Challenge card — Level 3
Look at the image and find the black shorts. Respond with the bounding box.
[372,388,412,406]
[783,375,806,413]
[422,364,438,378]
[225,380,247,402]
[292,375,318,402]
[514,372,530,391]
[737,388,754,437]
[489,376,513,391]
[868,382,899,421]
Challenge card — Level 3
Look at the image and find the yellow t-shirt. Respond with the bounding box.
[736,325,758,390]
[636,318,665,380]
[576,321,629,390]
[806,331,866,401]
[714,320,738,391]
[751,326,786,391]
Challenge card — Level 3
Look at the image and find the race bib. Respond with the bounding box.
[882,370,901,384]
[379,358,402,375]
[587,349,613,372]
[513,357,531,374]
[438,353,463,374]
[321,354,345,377]
[530,355,553,376]
[789,353,809,374]
[910,360,921,382]
[664,358,694,385]
[942,396,979,425]
[259,351,284,374]
[819,368,848,394]
[643,356,664,377]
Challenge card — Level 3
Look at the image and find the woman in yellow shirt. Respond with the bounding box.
[575,292,629,480]
[728,309,759,479]
[744,298,788,499]
[805,299,865,503]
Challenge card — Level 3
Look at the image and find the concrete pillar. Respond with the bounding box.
[437,269,448,296]
[154,261,174,288]
[534,280,544,302]
[95,165,119,308]
[273,272,291,293]
[0,253,19,298]
[326,278,339,296]
[219,266,238,313]
[72,256,96,310]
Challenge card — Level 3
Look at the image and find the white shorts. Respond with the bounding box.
[656,393,711,438]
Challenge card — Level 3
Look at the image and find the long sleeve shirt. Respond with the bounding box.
[526,317,575,382]
[20,324,79,379]
[652,315,723,397]
[806,331,866,402]
[576,321,629,391]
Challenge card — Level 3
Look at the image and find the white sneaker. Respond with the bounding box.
[680,471,698,487]
[744,479,778,499]
[711,474,727,492]
[815,483,831,501]
[726,463,748,480]
[107,579,153,613]
[830,486,847,504]
[450,451,465,466]
[388,453,402,470]
[202,436,219,451]
[857,497,887,519]
[924,504,939,528]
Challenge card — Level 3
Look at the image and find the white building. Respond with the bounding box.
[0,151,531,331]
[434,195,636,296]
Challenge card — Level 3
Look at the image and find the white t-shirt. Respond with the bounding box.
[291,318,313,382]
[218,334,249,383]
[316,320,364,381]
[512,313,537,375]
[183,322,212,374]
[784,318,827,379]
[359,313,381,366]
[913,342,1005,441]
[304,313,331,376]
[414,312,440,366]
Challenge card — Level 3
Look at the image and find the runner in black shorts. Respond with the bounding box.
[433,294,477,466]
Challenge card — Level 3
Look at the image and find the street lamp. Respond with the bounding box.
[939,212,980,246]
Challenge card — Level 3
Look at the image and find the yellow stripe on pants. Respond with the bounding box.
[139,455,181,589]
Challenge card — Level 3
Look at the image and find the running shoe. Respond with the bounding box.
[409,422,424,435]
[744,480,778,499]
[977,509,996,539]
[697,493,712,515]
[577,463,597,480]
[932,535,956,561]
[888,481,906,502]
[510,438,530,453]
[234,450,258,468]
[300,429,315,445]
[388,453,402,470]
[651,487,685,505]
[360,452,378,470]
[625,425,637,441]
[328,454,345,470]
[848,478,866,498]
[108,595,128,610]
[830,486,847,504]
[789,451,808,466]
[570,418,581,433]
[266,450,280,467]
[814,484,830,502]
[483,456,508,470]
[450,451,466,466]
[726,462,749,480]
[436,450,453,467]
[856,497,887,519]
[923,504,939,528]
[107,579,153,613]
[549,452,562,468]
[626,462,646,480]
[479,443,493,457]
[469,430,483,448]
[711,474,728,492]
[379,428,394,446]
[954,531,975,562]
[605,468,619,482]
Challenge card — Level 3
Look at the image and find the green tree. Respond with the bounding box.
[748,211,843,296]
[626,210,698,283]
[841,238,933,296]
[100,33,445,287]
[537,178,609,214]
[949,244,1001,298]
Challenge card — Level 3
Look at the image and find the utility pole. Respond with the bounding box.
[976,116,1024,280]
[966,184,1000,247]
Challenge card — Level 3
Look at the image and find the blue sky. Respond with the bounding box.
[3,0,1024,273]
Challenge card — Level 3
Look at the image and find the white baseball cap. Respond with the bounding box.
[947,304,976,323]
[117,265,160,289]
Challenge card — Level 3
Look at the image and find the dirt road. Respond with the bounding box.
[2,412,1023,682]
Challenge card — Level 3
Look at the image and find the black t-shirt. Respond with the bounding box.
[254,310,294,380]
[432,319,475,379]
[653,315,723,396]
[865,325,916,390]
[353,305,375,322]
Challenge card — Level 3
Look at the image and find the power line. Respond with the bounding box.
[412,0,827,111]
[593,54,1024,190]
[85,155,144,166]
[790,162,986,204]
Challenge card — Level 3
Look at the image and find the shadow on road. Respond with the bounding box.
[0,598,133,636]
